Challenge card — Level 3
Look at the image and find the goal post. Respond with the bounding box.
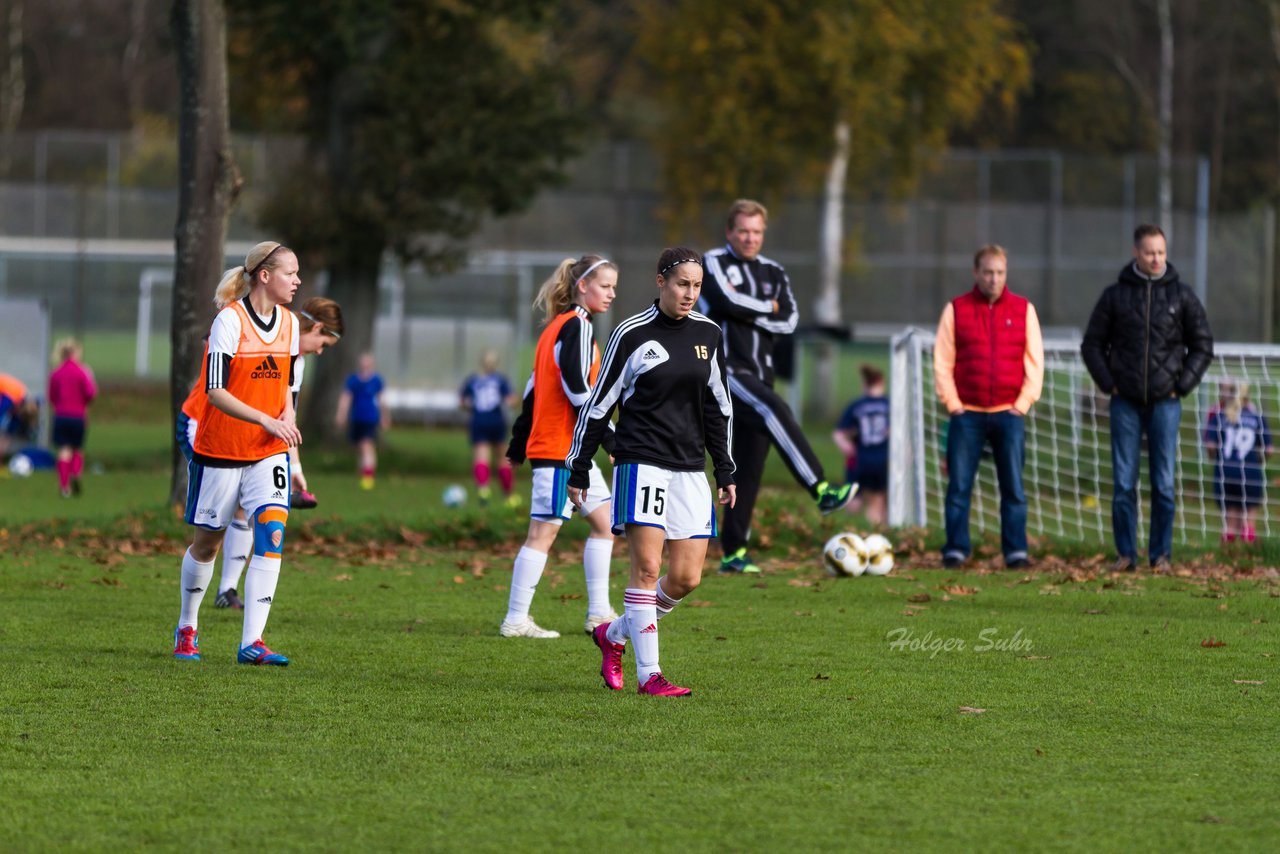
[890,329,1280,548]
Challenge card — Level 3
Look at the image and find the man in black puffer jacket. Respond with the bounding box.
[1082,224,1213,573]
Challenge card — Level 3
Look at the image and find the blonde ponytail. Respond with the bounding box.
[532,254,615,325]
[1224,380,1247,424]
[214,241,287,309]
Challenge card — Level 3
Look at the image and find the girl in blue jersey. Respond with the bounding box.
[460,350,517,506]
[1204,379,1272,544]
[336,352,388,490]
[832,365,890,525]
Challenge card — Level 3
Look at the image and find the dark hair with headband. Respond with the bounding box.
[657,247,703,278]
[298,297,344,339]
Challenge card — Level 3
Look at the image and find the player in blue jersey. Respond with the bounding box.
[1203,379,1272,544]
[832,364,890,525]
[460,350,518,506]
[335,352,388,490]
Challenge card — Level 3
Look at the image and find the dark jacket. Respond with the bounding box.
[1081,261,1213,405]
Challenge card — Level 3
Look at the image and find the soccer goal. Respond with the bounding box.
[889,329,1280,547]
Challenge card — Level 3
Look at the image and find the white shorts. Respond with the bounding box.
[611,463,716,540]
[529,463,610,523]
[185,452,291,530]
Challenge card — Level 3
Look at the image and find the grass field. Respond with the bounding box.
[2,384,1279,850]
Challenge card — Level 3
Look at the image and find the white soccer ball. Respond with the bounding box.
[863,533,895,575]
[823,532,868,577]
[441,484,467,508]
[7,454,33,478]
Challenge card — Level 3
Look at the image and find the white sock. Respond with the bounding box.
[241,555,281,647]
[505,546,548,624]
[583,537,614,617]
[656,577,682,619]
[219,520,252,593]
[624,587,660,684]
[605,613,630,645]
[179,548,215,631]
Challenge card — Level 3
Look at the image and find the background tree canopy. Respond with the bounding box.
[225,0,583,435]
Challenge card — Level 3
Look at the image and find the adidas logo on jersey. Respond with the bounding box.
[642,349,661,361]
[251,355,283,380]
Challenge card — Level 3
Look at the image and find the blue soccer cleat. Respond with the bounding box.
[173,625,201,661]
[236,639,289,666]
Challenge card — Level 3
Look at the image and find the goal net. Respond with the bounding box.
[889,329,1279,548]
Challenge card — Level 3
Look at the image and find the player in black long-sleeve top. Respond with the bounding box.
[700,199,856,575]
[568,248,736,698]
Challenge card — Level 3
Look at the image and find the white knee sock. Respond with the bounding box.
[583,537,614,617]
[505,546,548,624]
[624,587,660,684]
[241,555,281,647]
[656,577,682,619]
[179,548,215,631]
[219,520,252,593]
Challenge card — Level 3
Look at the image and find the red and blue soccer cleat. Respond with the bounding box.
[173,625,201,661]
[592,621,625,691]
[236,639,289,666]
[637,672,691,697]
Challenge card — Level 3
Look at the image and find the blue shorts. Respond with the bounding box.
[52,416,86,449]
[852,459,887,493]
[176,413,195,462]
[349,420,379,443]
[469,419,507,446]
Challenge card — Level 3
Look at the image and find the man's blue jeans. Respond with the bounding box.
[1110,395,1181,564]
[943,410,1028,562]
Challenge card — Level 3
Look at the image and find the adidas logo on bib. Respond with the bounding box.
[251,355,282,380]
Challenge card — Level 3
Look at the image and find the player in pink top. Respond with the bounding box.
[47,338,98,497]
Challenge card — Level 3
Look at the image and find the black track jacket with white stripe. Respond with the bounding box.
[566,301,735,490]
[699,245,799,386]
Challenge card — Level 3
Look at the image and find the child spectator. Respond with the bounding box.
[1204,379,1272,544]
[47,338,98,497]
[832,364,890,525]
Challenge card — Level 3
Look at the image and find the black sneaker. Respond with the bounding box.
[942,554,966,569]
[1006,557,1032,569]
[815,481,858,515]
[71,477,82,496]
[719,548,761,574]
[214,588,243,610]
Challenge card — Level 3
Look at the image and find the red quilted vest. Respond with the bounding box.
[952,286,1028,409]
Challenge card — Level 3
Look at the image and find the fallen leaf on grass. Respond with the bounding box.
[812,674,831,680]
[941,584,979,596]
[1199,815,1223,824]
[1022,655,1052,660]
[787,579,813,588]
[1200,637,1226,648]
[958,706,987,714]
[452,575,465,584]
[333,574,353,582]
[1084,609,1105,615]
[907,593,931,603]
[91,576,123,587]
[1233,679,1264,685]
[793,610,813,617]
[1040,585,1061,596]
[688,600,714,608]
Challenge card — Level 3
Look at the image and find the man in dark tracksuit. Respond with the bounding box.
[700,199,856,574]
[1081,223,1213,573]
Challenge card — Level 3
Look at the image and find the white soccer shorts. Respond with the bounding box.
[184,452,291,530]
[529,462,611,523]
[611,462,716,540]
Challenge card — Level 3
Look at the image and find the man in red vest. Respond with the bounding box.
[934,245,1044,568]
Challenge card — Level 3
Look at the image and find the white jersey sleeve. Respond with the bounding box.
[208,308,242,357]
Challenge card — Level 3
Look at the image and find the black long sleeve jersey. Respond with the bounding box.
[566,302,736,490]
[699,245,799,385]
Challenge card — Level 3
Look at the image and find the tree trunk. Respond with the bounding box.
[1270,2,1280,339]
[0,0,23,177]
[1157,0,1174,237]
[811,119,850,419]
[170,0,240,509]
